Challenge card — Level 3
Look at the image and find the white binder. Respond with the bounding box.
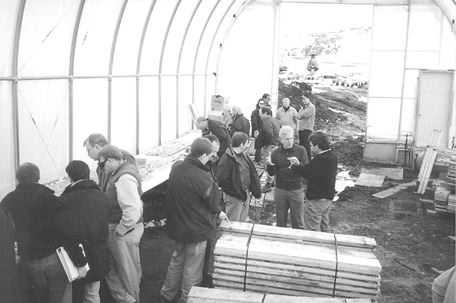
[56,245,90,282]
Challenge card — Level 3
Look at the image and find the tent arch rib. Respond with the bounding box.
[0,0,455,196]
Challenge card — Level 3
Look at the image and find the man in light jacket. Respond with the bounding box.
[98,145,143,303]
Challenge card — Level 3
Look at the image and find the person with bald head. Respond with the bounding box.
[2,162,71,303]
[276,98,298,130]
[229,105,250,137]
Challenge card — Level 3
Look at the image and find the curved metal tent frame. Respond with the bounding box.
[0,0,455,197]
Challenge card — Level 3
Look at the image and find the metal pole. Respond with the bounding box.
[136,0,158,153]
[271,0,281,108]
[69,0,86,161]
[397,1,411,162]
[192,0,222,115]
[214,0,253,92]
[176,0,203,132]
[108,0,128,143]
[158,0,183,142]
[203,0,237,108]
[12,0,27,173]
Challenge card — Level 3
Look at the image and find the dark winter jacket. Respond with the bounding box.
[229,114,250,137]
[207,119,231,158]
[292,149,338,200]
[2,183,63,261]
[0,205,18,303]
[261,116,280,147]
[267,144,309,190]
[60,179,110,282]
[217,148,261,202]
[251,109,264,149]
[166,155,222,243]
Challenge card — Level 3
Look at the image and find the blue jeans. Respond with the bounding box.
[161,241,207,303]
[274,187,305,229]
[224,192,250,222]
[304,199,332,232]
[24,252,72,303]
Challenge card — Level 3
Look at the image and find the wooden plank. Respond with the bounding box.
[213,265,380,289]
[418,147,433,181]
[419,150,437,194]
[212,270,379,294]
[372,181,416,199]
[361,167,403,180]
[214,256,381,283]
[220,222,377,250]
[188,287,263,303]
[214,239,381,275]
[263,294,372,303]
[246,238,381,275]
[355,173,385,187]
[213,273,379,296]
[214,280,375,299]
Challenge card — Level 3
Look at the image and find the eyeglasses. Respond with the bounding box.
[98,158,109,169]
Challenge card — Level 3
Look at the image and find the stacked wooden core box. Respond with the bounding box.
[213,222,381,299]
[188,287,374,303]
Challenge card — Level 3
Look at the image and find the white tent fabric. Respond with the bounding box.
[0,0,455,198]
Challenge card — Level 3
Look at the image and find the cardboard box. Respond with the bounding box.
[207,110,223,122]
[211,95,225,111]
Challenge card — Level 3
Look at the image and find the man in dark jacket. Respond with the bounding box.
[60,160,110,303]
[2,162,71,303]
[289,131,338,232]
[196,117,231,158]
[160,138,224,303]
[229,106,250,137]
[251,99,269,163]
[217,132,261,222]
[260,106,280,192]
[0,204,18,303]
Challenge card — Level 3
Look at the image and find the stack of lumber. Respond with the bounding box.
[433,156,455,213]
[213,222,381,299]
[434,186,450,212]
[448,194,456,212]
[446,156,456,212]
[417,130,442,195]
[188,287,374,303]
[447,156,456,191]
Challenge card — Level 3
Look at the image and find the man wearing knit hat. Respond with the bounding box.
[2,162,71,303]
[60,160,110,303]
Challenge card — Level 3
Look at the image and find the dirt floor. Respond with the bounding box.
[104,82,455,303]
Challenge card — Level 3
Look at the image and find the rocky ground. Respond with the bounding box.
[102,81,455,303]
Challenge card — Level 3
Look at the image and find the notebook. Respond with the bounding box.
[56,245,90,282]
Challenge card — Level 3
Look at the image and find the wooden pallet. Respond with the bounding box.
[214,222,381,299]
[187,287,374,303]
[220,221,377,252]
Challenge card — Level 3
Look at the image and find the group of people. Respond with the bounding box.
[1,134,143,303]
[156,93,335,302]
[1,92,334,303]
